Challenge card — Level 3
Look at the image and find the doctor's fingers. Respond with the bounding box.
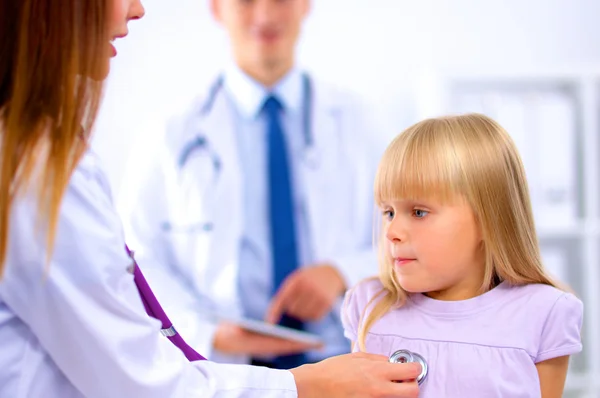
[267,269,338,323]
[286,291,329,322]
[265,274,301,323]
[378,361,422,384]
[351,353,422,385]
[379,381,420,398]
[365,361,421,398]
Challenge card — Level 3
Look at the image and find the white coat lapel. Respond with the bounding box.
[182,86,244,312]
[302,81,345,260]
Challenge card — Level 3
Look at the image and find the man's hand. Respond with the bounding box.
[212,322,322,356]
[265,264,346,324]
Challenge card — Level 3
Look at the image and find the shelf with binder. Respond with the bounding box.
[446,83,581,230]
[414,68,600,396]
[536,221,599,239]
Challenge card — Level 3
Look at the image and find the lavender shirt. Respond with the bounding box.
[342,279,583,397]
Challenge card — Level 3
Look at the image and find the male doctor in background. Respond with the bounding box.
[120,0,383,369]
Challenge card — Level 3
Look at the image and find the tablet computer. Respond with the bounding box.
[217,315,323,346]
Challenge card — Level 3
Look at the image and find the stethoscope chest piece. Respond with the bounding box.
[389,349,428,386]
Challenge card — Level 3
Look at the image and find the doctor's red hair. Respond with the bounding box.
[0,0,109,275]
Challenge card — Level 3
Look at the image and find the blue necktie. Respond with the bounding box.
[263,95,307,369]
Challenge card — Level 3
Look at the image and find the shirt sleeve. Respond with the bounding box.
[341,288,360,343]
[535,292,584,363]
[2,154,297,398]
[340,279,380,345]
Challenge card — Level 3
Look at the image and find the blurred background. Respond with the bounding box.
[94,1,600,396]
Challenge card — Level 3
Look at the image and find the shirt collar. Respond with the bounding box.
[223,63,304,119]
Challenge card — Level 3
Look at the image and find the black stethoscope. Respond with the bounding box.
[177,72,315,170]
[163,73,316,235]
[389,349,429,386]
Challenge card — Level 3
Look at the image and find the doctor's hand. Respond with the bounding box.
[265,264,346,324]
[291,352,420,398]
[213,322,322,356]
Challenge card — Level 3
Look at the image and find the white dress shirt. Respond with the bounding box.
[225,64,351,361]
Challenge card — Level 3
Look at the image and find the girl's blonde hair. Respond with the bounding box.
[357,113,559,351]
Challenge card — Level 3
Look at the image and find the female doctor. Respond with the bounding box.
[0,0,421,397]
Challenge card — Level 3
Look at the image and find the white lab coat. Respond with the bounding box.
[120,74,383,364]
[0,151,297,397]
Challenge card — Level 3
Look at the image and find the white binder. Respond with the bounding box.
[449,87,578,230]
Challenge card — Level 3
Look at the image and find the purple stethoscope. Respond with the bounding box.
[129,243,430,385]
[126,245,206,362]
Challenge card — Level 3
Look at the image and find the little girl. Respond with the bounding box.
[342,113,583,397]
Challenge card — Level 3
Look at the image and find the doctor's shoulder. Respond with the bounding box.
[310,76,387,156]
[311,76,373,119]
[158,80,220,163]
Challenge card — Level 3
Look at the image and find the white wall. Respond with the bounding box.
[93,0,600,198]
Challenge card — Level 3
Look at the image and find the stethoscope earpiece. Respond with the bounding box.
[389,349,428,386]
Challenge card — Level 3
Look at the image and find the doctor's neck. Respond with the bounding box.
[237,57,295,88]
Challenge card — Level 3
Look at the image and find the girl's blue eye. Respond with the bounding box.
[382,209,394,220]
[413,209,429,218]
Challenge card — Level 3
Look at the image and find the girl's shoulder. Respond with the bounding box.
[341,278,389,340]
[504,282,582,314]
[344,278,387,312]
[472,282,583,338]
[509,282,584,362]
